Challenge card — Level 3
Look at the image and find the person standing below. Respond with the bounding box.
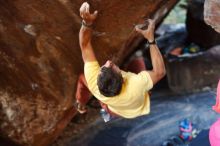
[209,80,220,146]
[77,2,166,119]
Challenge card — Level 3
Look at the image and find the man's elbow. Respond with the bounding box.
[80,42,88,50]
[161,68,166,78]
[157,69,166,80]
[80,43,91,53]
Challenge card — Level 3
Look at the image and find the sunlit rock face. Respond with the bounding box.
[186,0,220,49]
[166,45,220,93]
[186,0,220,48]
[204,0,220,33]
[0,0,178,145]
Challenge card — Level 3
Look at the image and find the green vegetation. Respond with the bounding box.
[163,0,188,24]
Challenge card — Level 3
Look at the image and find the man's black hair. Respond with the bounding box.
[97,67,123,97]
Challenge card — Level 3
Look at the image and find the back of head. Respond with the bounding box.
[97,67,123,97]
[209,80,220,146]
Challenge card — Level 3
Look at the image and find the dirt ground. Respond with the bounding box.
[52,88,220,146]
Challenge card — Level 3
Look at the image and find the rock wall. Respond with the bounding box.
[186,0,220,48]
[166,46,220,93]
[0,0,178,146]
[204,0,220,33]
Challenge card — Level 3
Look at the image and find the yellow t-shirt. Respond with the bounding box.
[84,61,153,118]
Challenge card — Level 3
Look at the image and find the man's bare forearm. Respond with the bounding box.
[79,25,96,63]
[149,44,166,78]
[79,26,92,50]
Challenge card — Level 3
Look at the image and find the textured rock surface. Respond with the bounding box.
[0,0,178,146]
[204,0,220,33]
[166,46,220,93]
[186,0,220,48]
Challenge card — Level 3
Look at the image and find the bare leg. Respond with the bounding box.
[75,74,92,114]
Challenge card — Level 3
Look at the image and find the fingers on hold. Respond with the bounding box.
[148,19,155,24]
[147,20,152,25]
[84,4,91,18]
[85,4,90,13]
[80,4,86,17]
[147,19,155,28]
[80,2,89,13]
[80,2,87,11]
[79,6,84,15]
[91,10,98,19]
[83,2,89,8]
[135,26,142,33]
[135,26,138,31]
[93,10,98,16]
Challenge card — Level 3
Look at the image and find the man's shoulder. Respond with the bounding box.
[84,61,100,71]
[121,70,153,91]
[121,70,135,77]
[85,61,99,66]
[84,61,100,79]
